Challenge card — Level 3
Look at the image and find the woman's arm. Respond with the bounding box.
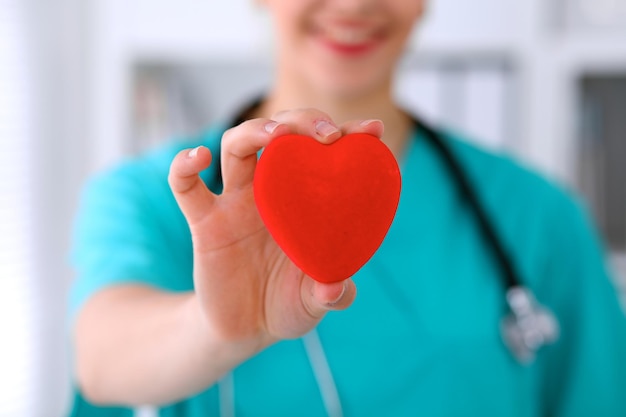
[72,110,383,406]
[74,285,269,405]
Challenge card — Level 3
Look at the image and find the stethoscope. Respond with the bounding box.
[214,97,561,417]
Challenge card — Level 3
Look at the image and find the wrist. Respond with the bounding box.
[182,293,277,368]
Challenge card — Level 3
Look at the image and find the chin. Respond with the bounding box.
[301,49,397,100]
[314,72,390,101]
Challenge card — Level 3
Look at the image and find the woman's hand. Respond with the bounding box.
[73,109,385,406]
[168,109,385,348]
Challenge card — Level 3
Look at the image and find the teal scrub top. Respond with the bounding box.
[68,124,626,417]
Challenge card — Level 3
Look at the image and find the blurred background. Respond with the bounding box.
[1,0,625,415]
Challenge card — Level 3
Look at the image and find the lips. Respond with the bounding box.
[322,26,381,45]
[311,21,386,55]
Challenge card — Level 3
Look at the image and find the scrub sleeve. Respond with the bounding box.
[69,128,225,319]
[67,130,223,417]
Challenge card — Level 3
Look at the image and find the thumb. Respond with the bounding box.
[301,278,357,320]
[168,146,216,226]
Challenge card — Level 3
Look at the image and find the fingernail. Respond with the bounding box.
[188,146,201,158]
[327,282,347,307]
[264,121,281,134]
[315,120,340,138]
[360,119,382,127]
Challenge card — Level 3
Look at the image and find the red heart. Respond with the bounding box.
[253,133,401,283]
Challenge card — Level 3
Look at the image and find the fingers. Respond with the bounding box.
[220,119,291,192]
[301,277,357,320]
[340,118,385,138]
[313,279,356,310]
[220,108,384,194]
[220,108,342,192]
[271,108,343,144]
[168,146,217,226]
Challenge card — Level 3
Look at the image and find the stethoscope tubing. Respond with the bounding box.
[211,100,560,417]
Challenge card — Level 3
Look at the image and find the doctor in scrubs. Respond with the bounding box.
[68,0,626,416]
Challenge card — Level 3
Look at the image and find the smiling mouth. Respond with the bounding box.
[324,26,381,44]
[312,24,386,55]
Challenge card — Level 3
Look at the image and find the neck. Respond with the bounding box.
[254,78,413,158]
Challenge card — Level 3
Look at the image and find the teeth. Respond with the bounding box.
[324,28,373,45]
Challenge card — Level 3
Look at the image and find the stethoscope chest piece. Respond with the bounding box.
[500,286,560,364]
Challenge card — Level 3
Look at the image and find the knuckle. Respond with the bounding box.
[272,108,329,122]
[309,108,334,121]
[296,108,328,122]
[221,127,242,152]
[239,118,262,129]
[300,107,326,118]
[222,119,266,148]
[168,151,185,176]
[221,126,237,145]
[270,109,296,121]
